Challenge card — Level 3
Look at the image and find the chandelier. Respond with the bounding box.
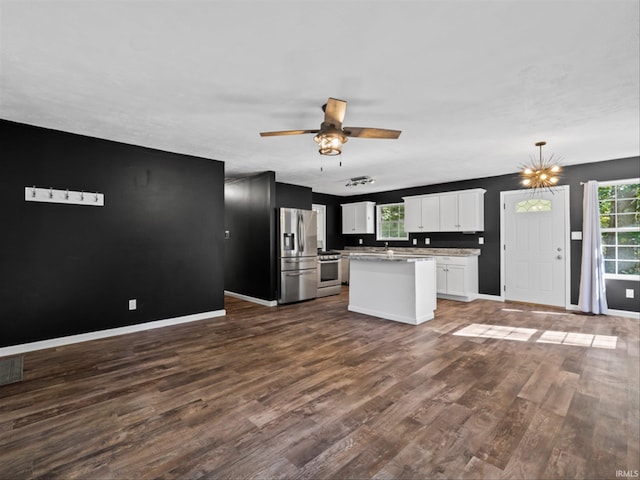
[520,141,561,190]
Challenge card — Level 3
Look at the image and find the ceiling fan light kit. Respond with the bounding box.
[314,128,348,156]
[260,97,401,157]
[520,141,562,191]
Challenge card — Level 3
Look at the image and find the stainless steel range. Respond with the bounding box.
[317,251,342,297]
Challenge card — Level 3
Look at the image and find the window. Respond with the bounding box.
[598,179,639,279]
[376,203,408,241]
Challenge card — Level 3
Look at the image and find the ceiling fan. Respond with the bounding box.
[260,97,401,156]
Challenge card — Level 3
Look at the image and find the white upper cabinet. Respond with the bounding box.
[403,188,486,232]
[456,190,485,231]
[403,195,439,232]
[438,194,458,231]
[341,201,375,234]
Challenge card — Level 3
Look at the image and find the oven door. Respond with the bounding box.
[318,259,341,287]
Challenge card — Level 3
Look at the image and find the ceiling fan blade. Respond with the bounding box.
[343,127,402,139]
[323,98,347,127]
[260,129,319,137]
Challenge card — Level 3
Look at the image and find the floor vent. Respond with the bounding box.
[0,356,23,386]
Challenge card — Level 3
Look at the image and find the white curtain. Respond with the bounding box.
[578,180,608,314]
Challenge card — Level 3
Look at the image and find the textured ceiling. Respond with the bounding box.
[1,0,638,195]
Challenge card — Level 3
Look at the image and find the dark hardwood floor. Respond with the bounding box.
[1,289,638,479]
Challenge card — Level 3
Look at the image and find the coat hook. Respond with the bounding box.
[94,192,99,202]
[80,191,84,201]
[31,186,37,198]
[49,187,53,199]
[65,189,70,200]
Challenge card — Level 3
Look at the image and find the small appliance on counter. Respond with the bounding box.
[317,251,342,297]
[278,208,318,304]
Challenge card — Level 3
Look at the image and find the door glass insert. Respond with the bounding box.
[515,198,552,213]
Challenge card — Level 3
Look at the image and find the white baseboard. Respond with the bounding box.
[0,309,226,358]
[224,290,277,307]
[477,294,504,302]
[348,304,433,325]
[568,304,639,319]
[608,308,640,319]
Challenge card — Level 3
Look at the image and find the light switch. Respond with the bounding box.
[626,289,635,299]
[129,299,137,310]
[478,237,484,245]
[358,238,363,245]
[412,238,417,245]
[571,231,582,240]
[424,238,430,245]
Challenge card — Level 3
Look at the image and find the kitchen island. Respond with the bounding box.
[348,254,437,325]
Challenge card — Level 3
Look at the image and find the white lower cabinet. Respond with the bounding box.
[435,255,478,302]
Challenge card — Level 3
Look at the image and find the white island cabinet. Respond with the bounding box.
[348,255,437,325]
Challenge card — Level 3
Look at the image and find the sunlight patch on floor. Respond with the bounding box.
[537,330,618,349]
[453,323,617,349]
[453,324,537,342]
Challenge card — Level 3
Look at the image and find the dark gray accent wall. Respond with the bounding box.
[565,158,640,312]
[224,178,315,303]
[333,156,639,312]
[224,172,277,301]
[0,119,226,348]
[311,192,345,251]
[276,182,312,210]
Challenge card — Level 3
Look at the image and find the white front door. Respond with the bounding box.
[502,187,569,307]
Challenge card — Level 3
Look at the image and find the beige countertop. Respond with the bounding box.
[340,247,481,257]
[348,254,436,263]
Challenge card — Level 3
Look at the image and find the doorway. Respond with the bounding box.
[501,186,570,307]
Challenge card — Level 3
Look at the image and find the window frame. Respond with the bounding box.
[376,202,408,241]
[598,178,640,280]
[312,204,327,251]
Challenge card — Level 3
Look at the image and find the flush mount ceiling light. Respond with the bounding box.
[346,176,376,187]
[520,141,562,191]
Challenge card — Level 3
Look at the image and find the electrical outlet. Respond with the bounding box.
[424,238,430,245]
[626,289,635,299]
[358,238,363,245]
[479,237,484,245]
[129,299,137,310]
[412,238,417,245]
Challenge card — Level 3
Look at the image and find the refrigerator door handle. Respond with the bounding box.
[298,211,305,252]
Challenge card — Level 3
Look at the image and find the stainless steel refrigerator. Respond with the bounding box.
[278,208,318,304]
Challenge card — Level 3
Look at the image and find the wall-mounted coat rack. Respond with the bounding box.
[24,186,104,207]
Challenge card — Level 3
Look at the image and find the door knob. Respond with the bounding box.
[557,247,562,251]
[557,255,563,260]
